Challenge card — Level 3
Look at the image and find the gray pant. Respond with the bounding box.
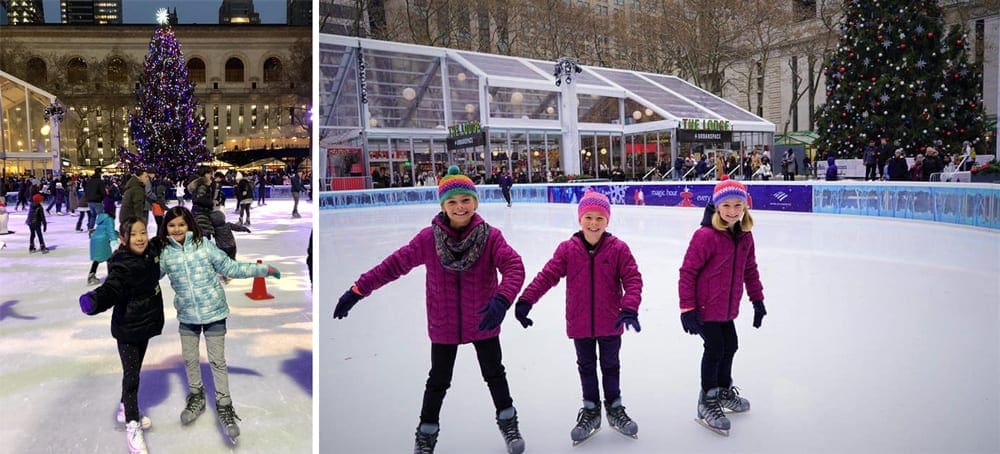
[179,319,231,405]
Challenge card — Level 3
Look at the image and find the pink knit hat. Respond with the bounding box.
[578,189,611,220]
[712,175,750,208]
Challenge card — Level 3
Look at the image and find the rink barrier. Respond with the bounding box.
[3,184,311,204]
[318,181,1000,230]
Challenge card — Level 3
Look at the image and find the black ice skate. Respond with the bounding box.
[718,386,751,413]
[413,423,439,454]
[695,387,731,436]
[217,402,241,443]
[605,398,638,439]
[496,407,525,454]
[570,400,602,446]
[180,388,205,425]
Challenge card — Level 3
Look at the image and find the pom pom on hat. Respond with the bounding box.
[578,189,611,220]
[712,175,750,208]
[31,193,44,204]
[438,165,478,205]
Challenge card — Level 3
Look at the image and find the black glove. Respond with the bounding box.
[614,308,641,332]
[333,288,363,319]
[680,310,702,335]
[514,300,533,328]
[477,295,510,331]
[752,301,767,328]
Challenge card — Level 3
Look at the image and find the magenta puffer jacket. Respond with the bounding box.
[354,214,524,345]
[678,226,764,322]
[520,233,642,339]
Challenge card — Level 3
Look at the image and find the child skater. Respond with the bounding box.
[26,193,48,253]
[514,189,643,445]
[678,176,766,436]
[156,206,280,442]
[79,216,163,454]
[333,165,527,454]
[88,196,118,285]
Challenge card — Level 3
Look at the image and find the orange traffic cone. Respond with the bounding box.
[245,259,274,300]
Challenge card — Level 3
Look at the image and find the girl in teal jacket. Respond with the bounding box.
[156,206,280,442]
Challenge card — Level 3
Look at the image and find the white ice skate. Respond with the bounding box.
[125,420,148,454]
[117,403,152,429]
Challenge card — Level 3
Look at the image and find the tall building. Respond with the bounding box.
[3,0,45,25]
[219,0,260,24]
[286,0,311,26]
[61,0,122,25]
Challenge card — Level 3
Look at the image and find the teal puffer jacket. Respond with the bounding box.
[160,231,267,324]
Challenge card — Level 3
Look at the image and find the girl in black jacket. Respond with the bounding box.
[79,216,164,454]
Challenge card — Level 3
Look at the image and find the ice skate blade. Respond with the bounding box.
[694,418,729,436]
[571,427,601,447]
[610,425,638,439]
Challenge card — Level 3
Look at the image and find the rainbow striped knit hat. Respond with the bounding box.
[438,166,478,205]
[712,175,749,207]
[578,189,611,220]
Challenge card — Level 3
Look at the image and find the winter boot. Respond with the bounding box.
[697,387,731,435]
[217,401,241,439]
[125,420,148,454]
[496,407,525,454]
[180,388,206,425]
[413,423,439,454]
[570,400,602,445]
[117,402,152,429]
[605,397,638,438]
[39,246,49,254]
[88,273,101,286]
[718,386,751,413]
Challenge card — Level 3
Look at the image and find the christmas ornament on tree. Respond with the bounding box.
[120,16,209,180]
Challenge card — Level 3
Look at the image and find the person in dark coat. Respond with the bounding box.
[27,193,48,253]
[83,169,107,230]
[119,168,149,231]
[290,169,306,218]
[921,147,944,181]
[498,171,514,207]
[234,173,254,225]
[887,149,909,181]
[256,171,267,206]
[824,156,839,181]
[79,216,164,454]
[188,167,215,239]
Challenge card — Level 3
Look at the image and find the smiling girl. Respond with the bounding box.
[678,176,766,436]
[333,165,526,454]
[79,216,164,454]
[513,189,643,445]
[155,206,279,442]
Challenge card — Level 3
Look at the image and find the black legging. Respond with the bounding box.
[89,261,107,275]
[420,336,513,424]
[239,203,250,222]
[699,320,738,391]
[117,339,150,423]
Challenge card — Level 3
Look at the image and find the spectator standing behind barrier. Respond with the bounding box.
[825,156,839,181]
[909,154,925,181]
[877,137,891,181]
[922,148,943,181]
[862,140,878,181]
[887,149,908,181]
[781,149,796,181]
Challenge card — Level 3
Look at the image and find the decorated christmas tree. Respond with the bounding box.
[814,0,987,158]
[121,11,209,180]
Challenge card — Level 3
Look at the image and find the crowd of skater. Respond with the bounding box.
[334,166,766,453]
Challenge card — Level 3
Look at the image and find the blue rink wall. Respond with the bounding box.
[318,182,1000,230]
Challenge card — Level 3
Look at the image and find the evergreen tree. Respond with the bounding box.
[121,21,209,180]
[815,0,987,158]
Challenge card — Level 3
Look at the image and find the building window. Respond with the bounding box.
[67,57,89,84]
[106,56,128,83]
[187,58,206,83]
[26,58,47,86]
[225,57,245,82]
[263,57,283,82]
[793,0,816,21]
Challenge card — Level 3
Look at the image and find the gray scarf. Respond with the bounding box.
[433,217,489,271]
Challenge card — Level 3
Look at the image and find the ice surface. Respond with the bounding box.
[0,200,313,454]
[320,202,1000,454]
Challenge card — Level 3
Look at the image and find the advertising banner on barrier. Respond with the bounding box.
[548,183,812,212]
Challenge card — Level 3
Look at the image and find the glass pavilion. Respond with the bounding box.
[319,34,774,190]
[1,70,62,180]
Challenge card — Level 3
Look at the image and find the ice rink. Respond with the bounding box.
[0,199,313,454]
[320,202,999,454]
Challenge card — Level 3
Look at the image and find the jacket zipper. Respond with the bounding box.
[456,271,463,343]
[727,231,739,319]
[589,248,596,338]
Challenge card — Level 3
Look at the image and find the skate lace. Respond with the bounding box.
[607,404,633,428]
[705,393,726,420]
[413,429,438,454]
[497,415,522,443]
[576,406,601,431]
[218,405,241,426]
[720,387,745,409]
[185,392,205,411]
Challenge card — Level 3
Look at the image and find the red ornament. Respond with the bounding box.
[899,43,907,50]
[927,32,934,38]
[871,77,877,82]
[956,39,962,46]
[839,66,846,73]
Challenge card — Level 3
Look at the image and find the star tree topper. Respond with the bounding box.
[156,8,169,26]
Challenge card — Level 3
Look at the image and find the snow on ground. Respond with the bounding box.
[1,199,313,454]
[320,202,999,454]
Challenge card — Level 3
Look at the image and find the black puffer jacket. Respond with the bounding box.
[87,242,165,342]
